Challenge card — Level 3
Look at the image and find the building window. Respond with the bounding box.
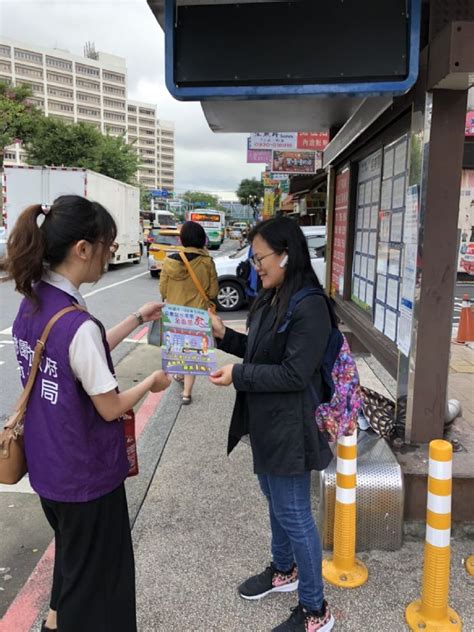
[76,78,100,91]
[14,48,42,65]
[46,56,72,71]
[104,97,125,110]
[102,70,125,84]
[0,60,11,73]
[76,91,100,104]
[0,75,11,85]
[103,83,125,97]
[4,152,16,160]
[104,110,125,122]
[76,63,100,77]
[47,71,73,85]
[47,85,73,99]
[0,45,11,58]
[16,64,43,79]
[77,106,100,117]
[105,125,126,135]
[49,100,74,113]
[17,79,44,94]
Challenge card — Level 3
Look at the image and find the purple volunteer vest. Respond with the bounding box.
[12,281,129,502]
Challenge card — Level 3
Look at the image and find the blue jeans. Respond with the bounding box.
[258,472,324,611]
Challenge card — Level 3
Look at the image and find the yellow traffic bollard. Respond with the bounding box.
[322,432,368,588]
[405,440,462,631]
[466,556,474,577]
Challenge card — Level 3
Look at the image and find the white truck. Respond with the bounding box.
[2,165,141,265]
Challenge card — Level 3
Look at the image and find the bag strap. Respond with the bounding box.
[14,305,81,419]
[178,251,214,309]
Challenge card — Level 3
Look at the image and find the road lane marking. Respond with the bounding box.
[83,271,148,298]
[0,326,12,335]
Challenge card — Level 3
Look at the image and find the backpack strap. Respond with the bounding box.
[277,286,337,333]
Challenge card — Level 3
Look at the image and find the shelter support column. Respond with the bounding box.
[398,88,468,444]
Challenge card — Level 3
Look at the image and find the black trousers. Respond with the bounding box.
[40,484,137,632]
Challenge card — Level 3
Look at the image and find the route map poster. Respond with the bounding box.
[161,305,216,375]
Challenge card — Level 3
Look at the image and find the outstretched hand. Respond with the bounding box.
[209,364,234,387]
[138,302,164,323]
[150,370,172,393]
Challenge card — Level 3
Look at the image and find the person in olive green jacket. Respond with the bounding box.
[160,221,219,404]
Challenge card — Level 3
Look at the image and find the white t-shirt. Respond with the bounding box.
[43,271,118,396]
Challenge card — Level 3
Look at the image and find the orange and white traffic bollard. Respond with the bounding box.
[322,432,368,588]
[466,555,474,577]
[405,440,462,631]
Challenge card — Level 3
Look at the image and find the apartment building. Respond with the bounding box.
[127,101,175,191]
[0,36,175,192]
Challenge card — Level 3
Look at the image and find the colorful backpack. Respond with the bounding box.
[278,287,362,442]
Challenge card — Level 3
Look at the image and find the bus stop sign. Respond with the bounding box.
[164,0,421,101]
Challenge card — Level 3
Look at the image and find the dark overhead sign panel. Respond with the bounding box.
[165,0,421,101]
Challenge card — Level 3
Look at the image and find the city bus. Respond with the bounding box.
[186,209,226,249]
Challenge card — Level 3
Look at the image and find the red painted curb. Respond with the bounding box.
[0,389,164,632]
[132,325,149,341]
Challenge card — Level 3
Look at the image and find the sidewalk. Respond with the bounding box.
[131,325,474,632]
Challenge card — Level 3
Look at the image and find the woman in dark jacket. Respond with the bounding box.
[209,217,335,632]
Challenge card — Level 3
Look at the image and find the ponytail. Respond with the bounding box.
[3,204,46,301]
[2,195,117,303]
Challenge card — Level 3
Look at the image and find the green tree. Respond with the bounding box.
[182,190,219,209]
[140,185,151,210]
[236,177,264,206]
[26,118,139,184]
[26,117,102,170]
[0,81,43,169]
[97,133,139,184]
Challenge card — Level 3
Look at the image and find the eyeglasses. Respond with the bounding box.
[96,240,119,253]
[250,251,275,269]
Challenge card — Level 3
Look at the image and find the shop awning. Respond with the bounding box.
[289,170,327,196]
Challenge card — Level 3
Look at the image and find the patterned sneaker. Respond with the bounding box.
[238,562,298,600]
[272,601,335,632]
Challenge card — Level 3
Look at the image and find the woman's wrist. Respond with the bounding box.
[133,311,144,326]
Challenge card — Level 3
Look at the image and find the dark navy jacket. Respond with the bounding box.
[218,290,333,475]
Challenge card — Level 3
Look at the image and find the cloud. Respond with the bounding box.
[0,0,264,198]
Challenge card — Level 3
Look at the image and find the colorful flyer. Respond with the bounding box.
[161,304,216,375]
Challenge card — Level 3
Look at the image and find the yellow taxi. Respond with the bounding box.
[147,228,181,277]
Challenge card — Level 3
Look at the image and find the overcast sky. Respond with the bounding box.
[0,0,263,199]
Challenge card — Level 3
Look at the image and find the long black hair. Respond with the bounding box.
[248,217,324,330]
[3,195,117,301]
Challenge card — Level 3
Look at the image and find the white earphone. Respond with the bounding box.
[279,254,289,268]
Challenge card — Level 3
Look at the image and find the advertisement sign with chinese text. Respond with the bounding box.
[249,132,297,150]
[331,168,350,296]
[272,150,320,174]
[246,138,273,163]
[296,132,329,150]
[263,189,275,216]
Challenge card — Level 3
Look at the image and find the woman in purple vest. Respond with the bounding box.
[4,195,171,632]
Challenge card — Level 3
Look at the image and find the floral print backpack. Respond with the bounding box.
[278,287,362,442]
[314,334,362,442]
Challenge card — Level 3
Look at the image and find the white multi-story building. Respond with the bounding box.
[0,36,175,192]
